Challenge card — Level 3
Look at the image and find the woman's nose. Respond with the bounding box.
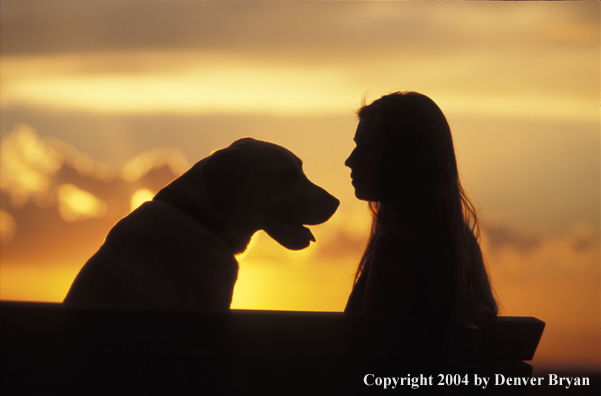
[345,149,355,169]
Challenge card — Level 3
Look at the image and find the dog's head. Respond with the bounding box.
[203,138,339,251]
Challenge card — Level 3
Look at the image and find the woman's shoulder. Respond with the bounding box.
[371,225,420,271]
[362,224,422,315]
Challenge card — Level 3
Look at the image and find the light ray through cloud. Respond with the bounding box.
[1,51,596,123]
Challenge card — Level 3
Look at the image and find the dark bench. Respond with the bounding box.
[1,301,544,395]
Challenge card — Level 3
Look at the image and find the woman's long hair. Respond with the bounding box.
[353,91,497,326]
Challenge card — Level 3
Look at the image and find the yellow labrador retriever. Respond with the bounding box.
[64,138,339,310]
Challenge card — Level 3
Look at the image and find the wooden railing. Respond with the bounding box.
[1,301,544,395]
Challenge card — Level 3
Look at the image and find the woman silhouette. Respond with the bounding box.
[345,92,497,329]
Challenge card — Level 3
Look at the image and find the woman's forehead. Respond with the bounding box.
[354,119,383,143]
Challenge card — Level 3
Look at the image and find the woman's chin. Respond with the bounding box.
[353,188,379,202]
[351,179,383,201]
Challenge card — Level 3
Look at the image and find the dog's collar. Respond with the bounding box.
[153,188,222,236]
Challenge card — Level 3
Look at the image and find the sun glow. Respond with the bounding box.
[130,189,155,211]
[57,184,107,222]
[0,262,80,303]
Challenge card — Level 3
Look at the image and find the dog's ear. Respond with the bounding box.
[202,147,251,212]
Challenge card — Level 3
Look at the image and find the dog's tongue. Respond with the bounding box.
[263,214,316,251]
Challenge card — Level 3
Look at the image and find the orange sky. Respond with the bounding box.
[1,1,599,370]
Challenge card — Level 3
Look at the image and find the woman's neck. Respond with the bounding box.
[377,202,415,228]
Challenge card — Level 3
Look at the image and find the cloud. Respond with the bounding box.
[2,2,596,123]
[481,220,600,273]
[0,125,187,263]
[0,2,446,55]
[482,221,543,254]
[57,184,107,223]
[0,124,63,207]
[2,1,596,57]
[1,52,359,117]
[0,210,16,244]
[479,220,600,367]
[2,49,595,122]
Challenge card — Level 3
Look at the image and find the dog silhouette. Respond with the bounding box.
[64,138,339,310]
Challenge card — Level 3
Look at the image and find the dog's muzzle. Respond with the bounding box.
[263,189,339,251]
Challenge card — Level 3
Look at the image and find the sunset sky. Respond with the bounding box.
[1,1,599,370]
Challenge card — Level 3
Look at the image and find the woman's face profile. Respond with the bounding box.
[345,119,386,202]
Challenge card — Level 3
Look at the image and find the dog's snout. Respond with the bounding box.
[324,192,340,216]
[304,187,339,225]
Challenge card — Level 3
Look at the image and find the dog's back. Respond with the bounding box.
[64,200,238,310]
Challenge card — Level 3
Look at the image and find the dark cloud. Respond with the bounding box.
[481,221,542,254]
[4,0,594,57]
[1,1,409,55]
[314,229,367,262]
